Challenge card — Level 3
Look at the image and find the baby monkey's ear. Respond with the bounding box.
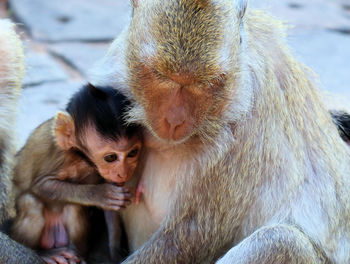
[54,111,76,150]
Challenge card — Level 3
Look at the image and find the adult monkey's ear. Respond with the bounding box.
[54,111,76,150]
[237,0,248,20]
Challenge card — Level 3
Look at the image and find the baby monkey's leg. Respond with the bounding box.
[39,208,69,249]
[39,205,87,264]
[104,210,124,262]
[12,193,45,248]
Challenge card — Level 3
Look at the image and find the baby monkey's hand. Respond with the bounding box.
[93,183,132,211]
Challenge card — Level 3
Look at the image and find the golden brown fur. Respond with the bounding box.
[91,0,350,263]
[12,118,99,253]
[12,108,138,263]
[13,119,98,195]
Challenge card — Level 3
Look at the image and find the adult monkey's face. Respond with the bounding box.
[127,0,245,143]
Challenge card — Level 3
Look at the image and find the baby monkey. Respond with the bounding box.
[12,84,142,264]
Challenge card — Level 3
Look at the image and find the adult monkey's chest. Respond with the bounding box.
[121,144,181,251]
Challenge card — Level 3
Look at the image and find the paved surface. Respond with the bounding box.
[0,0,349,147]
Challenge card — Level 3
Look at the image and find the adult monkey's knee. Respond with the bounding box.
[0,19,43,263]
[217,225,327,264]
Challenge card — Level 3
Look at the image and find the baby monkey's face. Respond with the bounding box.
[84,128,142,184]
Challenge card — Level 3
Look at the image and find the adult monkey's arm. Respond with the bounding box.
[0,232,44,264]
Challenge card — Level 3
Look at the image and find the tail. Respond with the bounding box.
[0,19,24,223]
[330,110,350,143]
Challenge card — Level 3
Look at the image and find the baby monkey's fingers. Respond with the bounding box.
[106,189,132,200]
[103,205,124,211]
[108,198,131,208]
[100,198,132,211]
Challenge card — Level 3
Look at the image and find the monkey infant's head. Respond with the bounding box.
[55,84,142,184]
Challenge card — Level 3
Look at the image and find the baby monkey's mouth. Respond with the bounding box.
[113,182,125,187]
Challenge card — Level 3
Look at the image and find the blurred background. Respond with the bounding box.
[0,0,349,147]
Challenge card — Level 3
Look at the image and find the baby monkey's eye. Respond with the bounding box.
[104,154,118,163]
[127,148,139,158]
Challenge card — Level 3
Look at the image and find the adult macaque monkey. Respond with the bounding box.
[12,84,142,263]
[0,19,44,263]
[90,0,350,263]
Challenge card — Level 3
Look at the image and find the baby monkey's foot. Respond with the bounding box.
[39,247,86,264]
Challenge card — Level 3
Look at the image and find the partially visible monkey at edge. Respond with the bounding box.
[11,84,143,264]
[0,19,44,263]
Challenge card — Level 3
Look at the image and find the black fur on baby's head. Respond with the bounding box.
[66,83,141,142]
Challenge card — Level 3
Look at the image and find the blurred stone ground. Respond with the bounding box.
[0,0,349,147]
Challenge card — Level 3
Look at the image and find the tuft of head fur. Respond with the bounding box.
[128,0,245,79]
[65,84,141,143]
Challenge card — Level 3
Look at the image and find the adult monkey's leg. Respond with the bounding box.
[0,232,44,263]
[216,225,328,264]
